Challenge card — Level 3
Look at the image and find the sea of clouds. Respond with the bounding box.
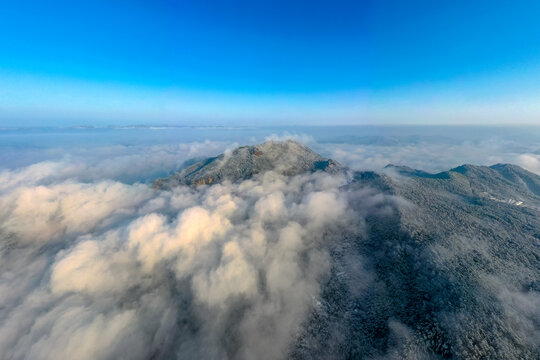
[0,138,377,359]
[319,136,540,175]
[1,127,539,359]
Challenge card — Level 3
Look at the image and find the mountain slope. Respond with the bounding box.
[295,165,540,359]
[386,163,540,208]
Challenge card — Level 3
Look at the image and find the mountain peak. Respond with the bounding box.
[449,163,485,174]
[384,164,449,179]
[153,140,344,189]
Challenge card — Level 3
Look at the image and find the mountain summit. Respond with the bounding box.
[153,140,343,189]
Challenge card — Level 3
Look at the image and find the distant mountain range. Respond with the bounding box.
[154,140,540,359]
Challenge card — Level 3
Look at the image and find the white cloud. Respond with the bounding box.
[321,138,540,175]
[0,156,378,359]
[516,153,540,175]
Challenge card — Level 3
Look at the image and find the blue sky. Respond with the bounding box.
[1,0,540,125]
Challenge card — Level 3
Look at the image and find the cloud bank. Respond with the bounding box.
[0,149,380,359]
[320,137,540,175]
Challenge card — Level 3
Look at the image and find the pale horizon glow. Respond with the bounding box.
[2,66,540,127]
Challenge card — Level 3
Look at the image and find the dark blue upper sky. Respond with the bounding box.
[1,0,540,125]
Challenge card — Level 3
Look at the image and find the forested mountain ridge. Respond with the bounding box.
[154,141,539,359]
